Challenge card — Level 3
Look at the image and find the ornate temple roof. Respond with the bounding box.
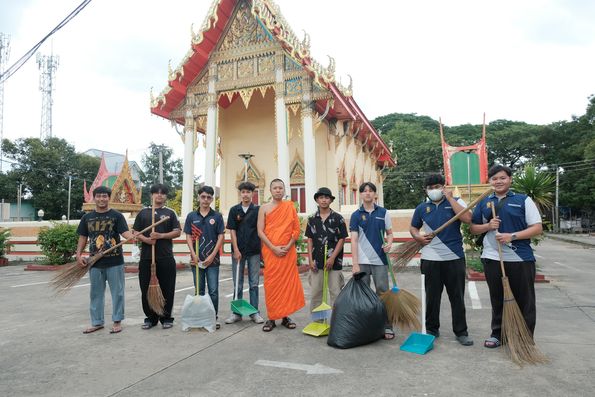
[150,0,395,168]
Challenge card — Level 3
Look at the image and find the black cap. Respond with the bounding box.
[314,187,335,201]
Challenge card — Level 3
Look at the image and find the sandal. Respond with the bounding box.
[262,320,276,332]
[83,325,104,334]
[484,337,501,348]
[141,322,156,330]
[110,322,122,334]
[162,322,173,329]
[384,328,395,340]
[281,317,296,329]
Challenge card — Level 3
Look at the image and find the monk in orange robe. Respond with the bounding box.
[257,178,305,332]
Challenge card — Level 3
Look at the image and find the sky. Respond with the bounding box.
[1,0,594,176]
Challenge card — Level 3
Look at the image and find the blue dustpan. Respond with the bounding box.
[400,274,435,355]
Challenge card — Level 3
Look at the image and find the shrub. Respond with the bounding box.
[37,223,78,265]
[0,228,12,257]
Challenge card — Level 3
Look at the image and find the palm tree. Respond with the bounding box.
[512,164,555,213]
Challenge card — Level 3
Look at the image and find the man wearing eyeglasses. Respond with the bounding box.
[184,185,225,329]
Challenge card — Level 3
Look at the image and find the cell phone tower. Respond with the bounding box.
[37,52,59,140]
[0,33,10,172]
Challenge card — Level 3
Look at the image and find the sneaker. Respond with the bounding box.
[225,313,242,324]
[216,321,221,330]
[456,335,474,346]
[250,313,265,324]
[427,330,440,338]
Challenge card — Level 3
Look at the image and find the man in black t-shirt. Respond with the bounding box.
[133,184,181,329]
[225,181,264,324]
[305,187,348,313]
[76,186,133,334]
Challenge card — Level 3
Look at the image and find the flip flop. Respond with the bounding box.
[162,322,173,329]
[110,323,122,334]
[384,328,395,340]
[484,337,501,348]
[83,325,104,334]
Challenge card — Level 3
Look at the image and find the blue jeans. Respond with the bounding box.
[231,254,261,314]
[89,264,125,326]
[191,265,220,315]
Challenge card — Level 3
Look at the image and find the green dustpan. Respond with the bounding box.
[303,321,330,337]
[230,256,258,317]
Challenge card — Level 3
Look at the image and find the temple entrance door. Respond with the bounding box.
[291,185,306,213]
[451,151,480,185]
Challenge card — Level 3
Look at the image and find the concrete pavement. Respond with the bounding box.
[0,238,594,396]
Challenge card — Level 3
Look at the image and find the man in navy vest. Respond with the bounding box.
[410,174,473,346]
[471,165,543,349]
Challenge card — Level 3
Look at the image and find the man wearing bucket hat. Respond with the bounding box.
[305,187,348,313]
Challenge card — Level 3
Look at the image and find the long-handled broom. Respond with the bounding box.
[491,205,548,366]
[391,187,494,271]
[147,197,165,316]
[51,216,170,294]
[311,243,332,321]
[379,232,421,331]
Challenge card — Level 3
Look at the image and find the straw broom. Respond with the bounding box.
[491,205,548,366]
[379,232,421,331]
[51,216,170,294]
[147,197,165,316]
[391,187,494,271]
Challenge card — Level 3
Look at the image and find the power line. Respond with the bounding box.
[0,0,92,84]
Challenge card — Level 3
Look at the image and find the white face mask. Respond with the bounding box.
[427,189,444,202]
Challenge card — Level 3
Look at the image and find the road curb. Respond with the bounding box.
[546,234,595,248]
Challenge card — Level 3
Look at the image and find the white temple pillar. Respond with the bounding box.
[302,96,317,214]
[204,66,218,189]
[274,56,290,189]
[181,110,195,216]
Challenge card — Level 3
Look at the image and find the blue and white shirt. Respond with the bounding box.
[411,197,467,261]
[349,204,392,266]
[472,191,542,262]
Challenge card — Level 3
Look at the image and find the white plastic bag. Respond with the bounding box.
[180,293,217,332]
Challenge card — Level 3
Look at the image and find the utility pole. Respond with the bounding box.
[0,33,10,172]
[67,175,72,224]
[158,148,164,183]
[17,183,22,221]
[555,166,560,233]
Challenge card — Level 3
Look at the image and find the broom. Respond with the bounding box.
[147,197,165,316]
[491,205,548,366]
[311,243,332,321]
[379,232,421,331]
[391,187,494,271]
[51,216,170,294]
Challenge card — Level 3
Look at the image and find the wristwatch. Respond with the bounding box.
[511,233,518,241]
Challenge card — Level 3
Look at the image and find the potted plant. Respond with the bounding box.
[0,228,12,265]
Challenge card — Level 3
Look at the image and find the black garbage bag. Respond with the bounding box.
[327,272,386,349]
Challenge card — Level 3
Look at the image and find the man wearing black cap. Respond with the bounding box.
[305,187,348,313]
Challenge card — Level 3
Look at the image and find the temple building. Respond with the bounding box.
[440,115,490,201]
[151,0,395,215]
[82,152,142,216]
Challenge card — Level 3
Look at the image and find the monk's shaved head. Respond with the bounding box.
[270,178,285,188]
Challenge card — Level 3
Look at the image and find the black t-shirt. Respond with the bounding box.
[77,209,129,268]
[226,203,261,257]
[305,209,349,270]
[133,206,181,260]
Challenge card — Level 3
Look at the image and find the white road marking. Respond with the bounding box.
[534,254,544,259]
[255,360,343,375]
[467,281,482,309]
[11,281,50,288]
[69,276,137,289]
[554,261,581,272]
[225,284,264,298]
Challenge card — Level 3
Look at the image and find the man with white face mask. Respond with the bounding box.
[409,174,473,346]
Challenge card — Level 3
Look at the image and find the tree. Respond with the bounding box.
[1,137,100,220]
[140,143,183,204]
[512,164,555,213]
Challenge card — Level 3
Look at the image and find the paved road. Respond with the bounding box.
[0,238,594,396]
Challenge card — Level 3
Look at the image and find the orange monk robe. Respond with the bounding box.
[262,200,305,320]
